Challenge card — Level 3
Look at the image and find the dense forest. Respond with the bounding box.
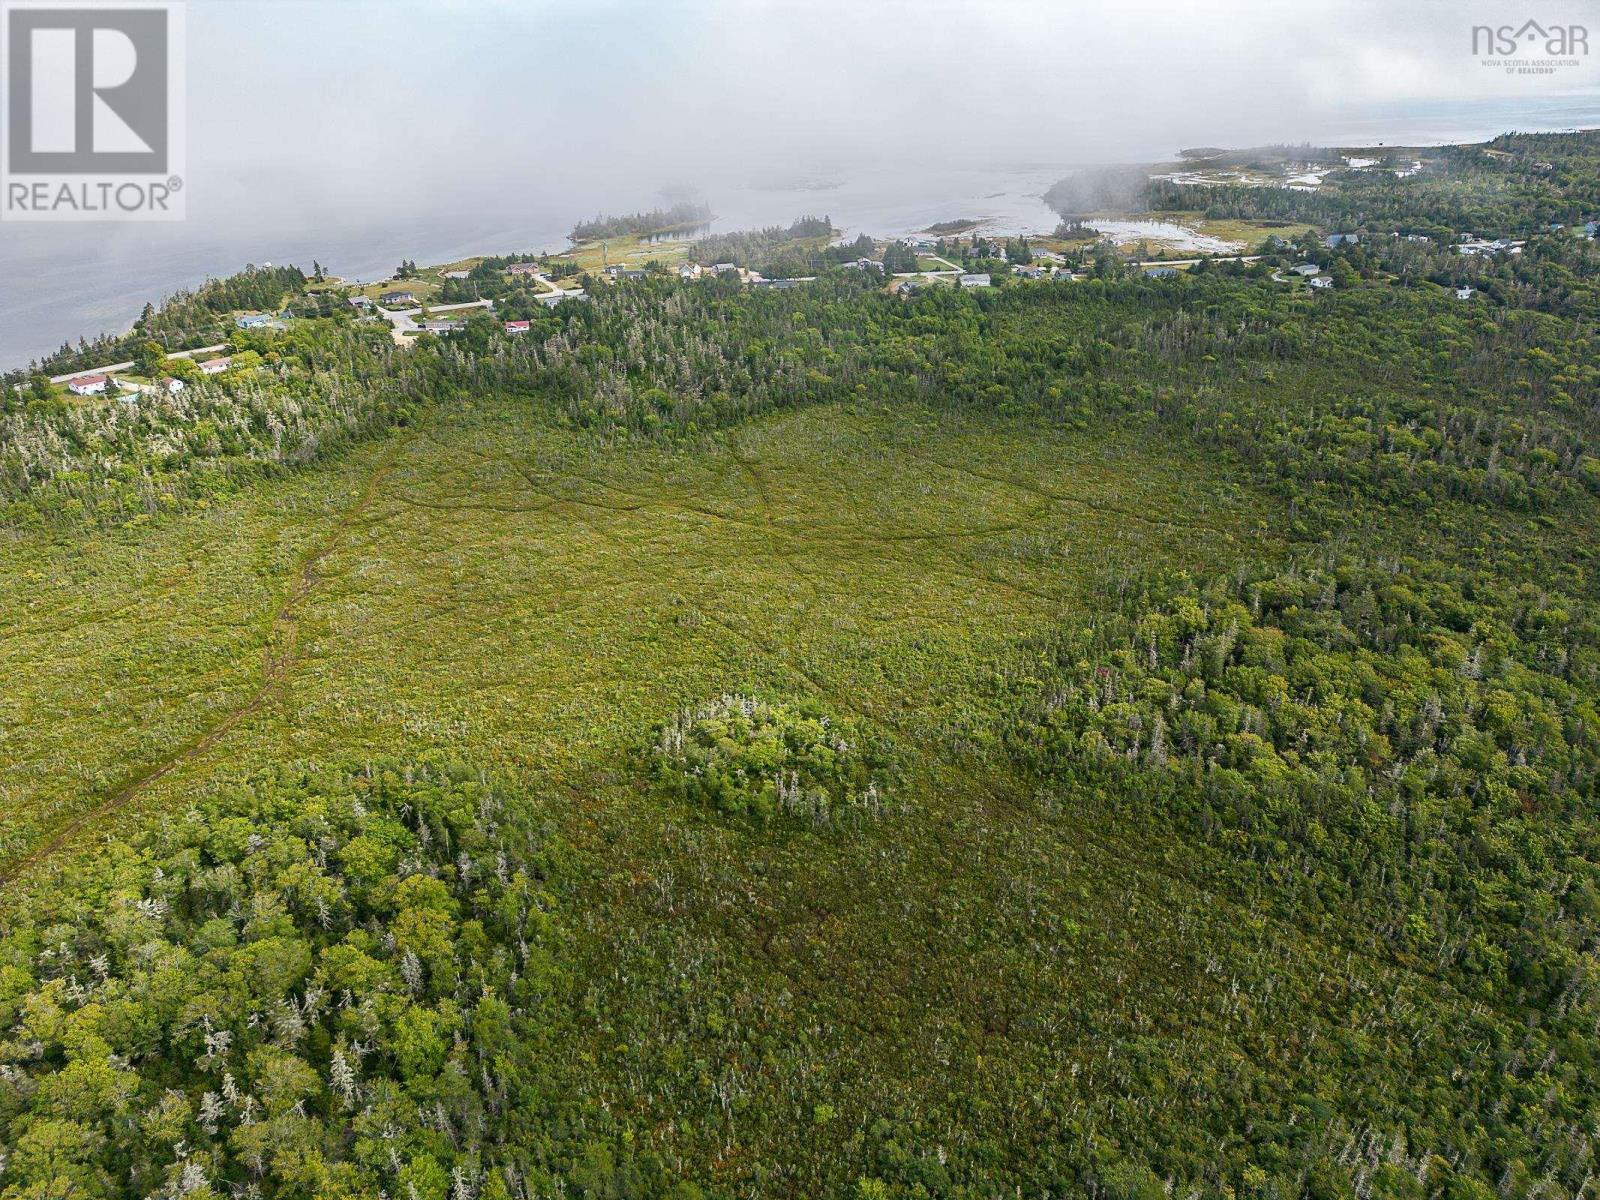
[1134,132,1600,239]
[4,129,1600,1197]
[569,202,715,242]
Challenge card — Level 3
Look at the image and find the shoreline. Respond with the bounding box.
[8,118,1600,373]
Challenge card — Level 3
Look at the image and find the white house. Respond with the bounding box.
[1309,276,1335,290]
[1455,286,1476,299]
[959,273,991,288]
[164,377,187,394]
[198,356,232,375]
[66,374,108,396]
[1292,262,1322,276]
[504,319,531,334]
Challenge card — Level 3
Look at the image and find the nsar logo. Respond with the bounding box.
[1471,19,1589,74]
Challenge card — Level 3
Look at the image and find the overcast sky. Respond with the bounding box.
[190,0,1600,183]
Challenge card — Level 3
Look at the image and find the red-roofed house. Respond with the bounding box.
[504,319,531,334]
[198,356,232,375]
[67,374,108,396]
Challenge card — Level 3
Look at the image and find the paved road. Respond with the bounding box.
[377,298,496,343]
[49,250,1267,380]
[1132,254,1263,267]
[50,342,229,385]
[892,252,1264,284]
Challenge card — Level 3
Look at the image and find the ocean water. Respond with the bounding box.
[5,97,1600,372]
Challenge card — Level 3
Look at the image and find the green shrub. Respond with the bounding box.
[652,694,896,826]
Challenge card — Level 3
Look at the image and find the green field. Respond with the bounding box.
[0,399,1270,889]
[566,232,692,273]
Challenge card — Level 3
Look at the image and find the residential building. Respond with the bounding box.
[958,273,991,288]
[66,374,108,396]
[1455,286,1476,299]
[504,319,531,334]
[378,290,416,305]
[199,357,232,375]
[235,313,272,329]
[1292,262,1322,276]
[1309,276,1335,290]
[507,263,542,276]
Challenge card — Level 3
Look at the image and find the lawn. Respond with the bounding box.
[357,277,442,305]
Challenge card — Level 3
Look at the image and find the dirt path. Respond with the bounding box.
[0,433,413,890]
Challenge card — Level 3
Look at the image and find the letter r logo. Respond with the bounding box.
[5,3,169,172]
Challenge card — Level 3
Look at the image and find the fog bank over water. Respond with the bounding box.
[4,0,1599,369]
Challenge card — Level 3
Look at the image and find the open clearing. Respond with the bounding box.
[0,399,1270,889]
